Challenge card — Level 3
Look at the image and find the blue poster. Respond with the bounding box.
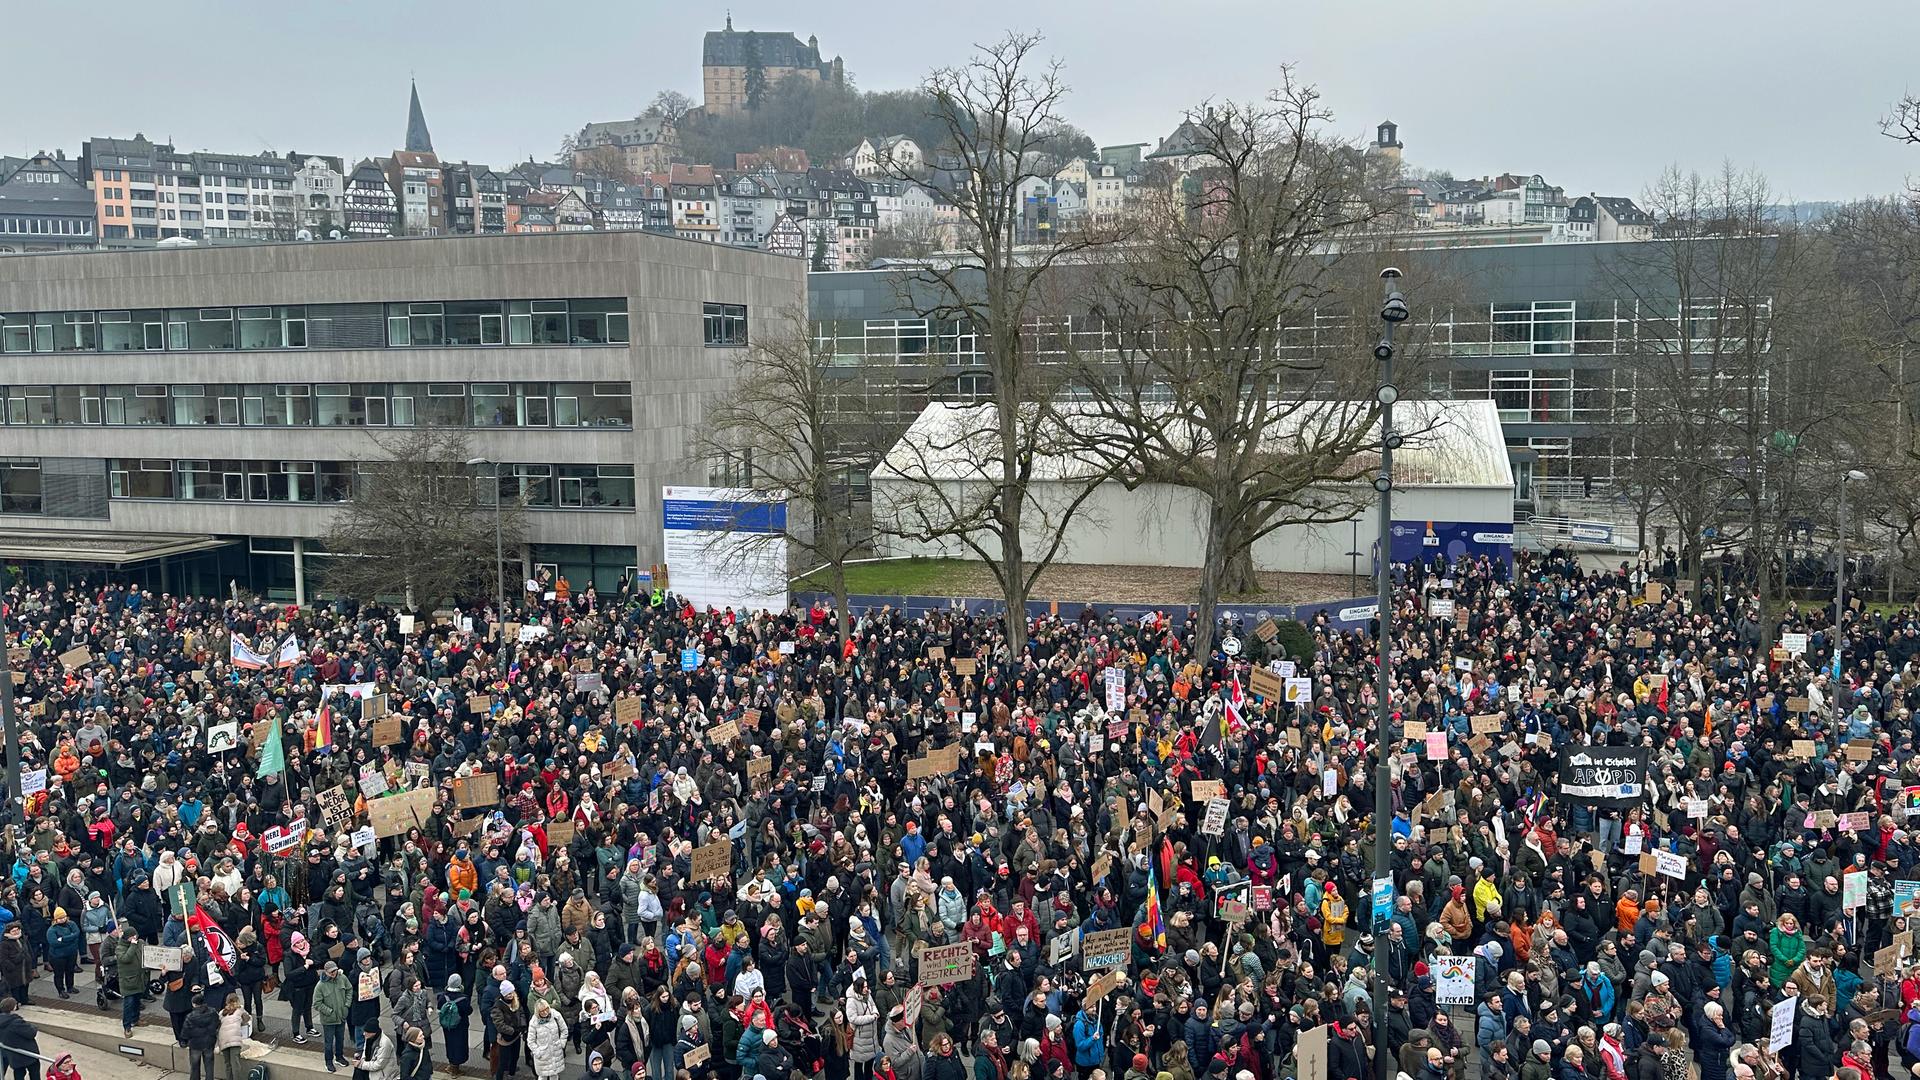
[1388,520,1513,567]
[1371,876,1394,926]
[680,648,700,672]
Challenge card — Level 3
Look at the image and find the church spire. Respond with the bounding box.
[405,80,434,154]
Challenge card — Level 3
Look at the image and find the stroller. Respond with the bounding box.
[95,963,122,1009]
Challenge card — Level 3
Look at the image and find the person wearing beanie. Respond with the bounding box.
[440,974,472,1076]
[45,905,80,998]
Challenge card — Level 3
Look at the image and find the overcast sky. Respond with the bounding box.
[5,0,1915,203]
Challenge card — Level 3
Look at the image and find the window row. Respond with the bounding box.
[0,382,633,429]
[106,459,637,510]
[0,298,630,354]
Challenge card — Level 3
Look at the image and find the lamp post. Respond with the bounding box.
[1371,268,1409,1080]
[468,456,509,685]
[1835,468,1867,717]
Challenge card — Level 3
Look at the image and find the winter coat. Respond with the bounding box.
[527,1011,571,1078]
[1071,1011,1104,1068]
[357,1033,402,1080]
[848,990,882,1063]
[182,1004,222,1051]
[46,921,80,961]
[217,1008,252,1050]
[0,1012,37,1068]
[1795,1009,1838,1080]
[316,973,354,1025]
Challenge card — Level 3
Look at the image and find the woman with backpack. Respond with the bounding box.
[440,974,474,1077]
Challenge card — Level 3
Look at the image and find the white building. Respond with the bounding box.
[290,155,345,236]
[845,135,925,177]
[871,398,1514,575]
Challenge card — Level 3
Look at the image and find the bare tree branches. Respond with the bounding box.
[321,427,525,611]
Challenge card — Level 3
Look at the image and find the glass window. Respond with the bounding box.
[527,300,568,344]
[514,383,550,427]
[8,386,50,426]
[0,316,29,354]
[1491,304,1529,356]
[170,308,235,350]
[0,460,42,514]
[319,462,353,502]
[557,464,635,509]
[703,302,748,346]
[471,383,511,426]
[568,299,626,345]
[176,459,225,500]
[553,382,632,428]
[508,301,533,345]
[444,301,502,346]
[110,458,175,499]
[238,306,283,350]
[418,384,464,426]
[507,464,553,507]
[171,384,214,425]
[315,384,363,426]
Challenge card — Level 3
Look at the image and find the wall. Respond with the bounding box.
[872,477,1514,575]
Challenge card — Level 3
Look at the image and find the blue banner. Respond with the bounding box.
[1387,519,1513,567]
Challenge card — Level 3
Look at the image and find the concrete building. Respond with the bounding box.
[701,17,843,115]
[0,231,805,598]
[870,398,1514,574]
[0,152,96,253]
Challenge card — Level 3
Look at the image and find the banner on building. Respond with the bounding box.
[1557,747,1651,808]
[662,487,789,615]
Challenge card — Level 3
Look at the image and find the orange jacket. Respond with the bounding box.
[1614,896,1641,934]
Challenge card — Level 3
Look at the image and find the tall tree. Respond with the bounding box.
[649,90,695,127]
[322,427,525,611]
[878,32,1115,651]
[694,307,904,644]
[743,35,768,112]
[1075,79,1430,651]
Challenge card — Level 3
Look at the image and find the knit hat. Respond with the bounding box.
[1532,1041,1551,1058]
[1133,1055,1149,1073]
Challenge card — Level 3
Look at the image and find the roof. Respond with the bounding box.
[578,114,672,147]
[876,397,1513,490]
[1147,119,1209,160]
[349,160,389,184]
[405,80,434,154]
[1595,196,1653,225]
[0,155,95,216]
[702,27,827,69]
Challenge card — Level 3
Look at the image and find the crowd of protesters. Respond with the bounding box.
[0,546,1910,1080]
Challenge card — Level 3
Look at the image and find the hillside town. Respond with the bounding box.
[0,23,1653,270]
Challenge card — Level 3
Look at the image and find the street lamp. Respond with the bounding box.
[1371,267,1408,1080]
[1835,468,1868,716]
[467,456,509,685]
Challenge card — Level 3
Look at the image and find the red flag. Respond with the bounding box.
[186,904,236,974]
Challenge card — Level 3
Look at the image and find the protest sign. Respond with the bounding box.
[1425,732,1448,761]
[918,942,976,986]
[366,788,435,838]
[1433,955,1475,1005]
[1654,850,1689,879]
[1284,677,1312,703]
[1557,747,1650,808]
[1190,779,1225,801]
[207,722,239,753]
[1296,1026,1329,1080]
[691,839,732,883]
[953,658,977,676]
[19,770,46,797]
[747,756,773,784]
[1049,931,1078,967]
[452,773,500,809]
[1249,667,1282,700]
[361,694,389,721]
[318,786,354,829]
[614,696,642,723]
[1081,928,1133,971]
[467,694,492,715]
[1470,714,1503,735]
[143,946,182,972]
[707,720,741,747]
[1201,798,1230,836]
[548,820,576,845]
[372,718,404,746]
[1402,721,1428,741]
[57,646,92,670]
[1844,870,1868,910]
[1769,997,1797,1052]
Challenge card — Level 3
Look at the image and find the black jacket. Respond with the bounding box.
[0,1013,36,1067]
[1795,1009,1838,1080]
[182,1004,223,1051]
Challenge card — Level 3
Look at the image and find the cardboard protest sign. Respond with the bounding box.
[917,942,975,986]
[1786,697,1810,713]
[615,696,642,723]
[1248,667,1283,700]
[1190,779,1225,801]
[452,773,500,810]
[1791,740,1816,759]
[1083,969,1125,1005]
[318,786,355,829]
[1252,618,1278,642]
[926,646,946,661]
[548,820,576,845]
[1847,741,1875,761]
[1201,798,1230,836]
[1295,1026,1329,1080]
[1634,630,1655,649]
[1081,927,1132,971]
[1402,721,1429,741]
[708,720,741,747]
[57,646,92,670]
[682,1045,711,1068]
[952,658,977,676]
[1470,714,1503,735]
[372,718,404,746]
[366,788,435,838]
[690,839,733,882]
[467,694,492,715]
[361,694,389,721]
[747,757,773,783]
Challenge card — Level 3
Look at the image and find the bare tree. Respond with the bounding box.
[650,91,695,127]
[878,32,1118,650]
[322,427,525,611]
[868,215,947,262]
[693,306,901,644]
[1073,79,1427,651]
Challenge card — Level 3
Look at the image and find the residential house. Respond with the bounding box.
[1087,160,1127,221]
[845,135,925,177]
[1144,117,1213,175]
[718,171,781,247]
[1017,175,1055,243]
[761,213,806,258]
[190,152,298,240]
[572,112,678,178]
[1478,173,1568,228]
[701,17,842,115]
[343,159,399,237]
[0,152,96,253]
[384,150,443,235]
[80,135,168,244]
[669,164,719,241]
[440,162,507,235]
[735,147,809,172]
[1567,194,1655,242]
[287,153,346,237]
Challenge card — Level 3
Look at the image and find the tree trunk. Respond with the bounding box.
[998,386,1028,653]
[830,560,852,652]
[1193,500,1236,657]
[1219,545,1259,597]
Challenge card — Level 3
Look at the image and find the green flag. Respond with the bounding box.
[257,716,285,778]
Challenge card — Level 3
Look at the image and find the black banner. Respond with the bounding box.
[1556,746,1651,808]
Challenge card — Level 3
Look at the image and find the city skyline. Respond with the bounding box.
[4,0,1919,203]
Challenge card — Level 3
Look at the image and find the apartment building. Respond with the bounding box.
[0,231,805,598]
[0,153,96,253]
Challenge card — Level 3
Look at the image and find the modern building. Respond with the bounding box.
[0,231,805,598]
[807,238,1761,512]
[82,137,308,245]
[0,152,96,253]
[701,17,843,115]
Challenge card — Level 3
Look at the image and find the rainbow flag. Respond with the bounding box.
[1140,859,1166,949]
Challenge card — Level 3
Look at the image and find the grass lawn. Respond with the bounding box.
[792,558,1357,606]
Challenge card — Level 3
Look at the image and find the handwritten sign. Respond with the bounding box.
[1470,714,1503,735]
[372,718,404,746]
[318,786,354,829]
[918,942,976,986]
[1080,928,1132,971]
[615,696,642,723]
[1249,667,1283,700]
[953,658,977,676]
[361,694,389,721]
[1201,797,1230,836]
[467,694,492,715]
[690,838,732,883]
[548,820,576,846]
[1190,779,1224,802]
[707,720,741,747]
[1425,732,1448,761]
[57,646,92,670]
[452,773,500,810]
[366,788,435,839]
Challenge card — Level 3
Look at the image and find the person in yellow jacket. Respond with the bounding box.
[1471,866,1503,921]
[1320,882,1350,948]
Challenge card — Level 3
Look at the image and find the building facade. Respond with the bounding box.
[344,161,399,237]
[701,19,843,115]
[0,231,805,598]
[0,153,96,253]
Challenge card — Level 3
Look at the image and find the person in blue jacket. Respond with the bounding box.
[1070,1007,1104,1071]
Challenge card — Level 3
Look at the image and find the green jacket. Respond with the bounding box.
[315,974,354,1025]
[116,938,147,992]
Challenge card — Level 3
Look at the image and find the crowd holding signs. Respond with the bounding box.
[3,546,1920,1080]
